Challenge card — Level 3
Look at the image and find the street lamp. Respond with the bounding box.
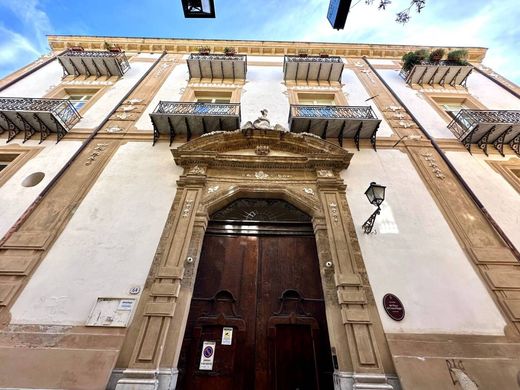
[362,182,386,234]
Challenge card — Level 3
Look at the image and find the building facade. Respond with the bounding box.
[0,35,519,390]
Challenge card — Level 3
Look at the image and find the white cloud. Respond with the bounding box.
[0,25,40,64]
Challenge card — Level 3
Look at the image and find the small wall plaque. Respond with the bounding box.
[86,297,136,327]
[383,293,405,321]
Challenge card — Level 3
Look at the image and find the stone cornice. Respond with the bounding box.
[47,35,488,62]
[171,129,353,171]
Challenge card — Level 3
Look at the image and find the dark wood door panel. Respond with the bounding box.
[179,232,333,390]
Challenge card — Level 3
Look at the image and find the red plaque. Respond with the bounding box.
[383,293,405,321]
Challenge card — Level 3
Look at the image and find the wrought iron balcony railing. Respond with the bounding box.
[399,61,473,87]
[187,53,247,80]
[285,55,343,64]
[58,49,130,77]
[289,104,381,150]
[0,97,81,143]
[283,55,344,82]
[448,109,520,156]
[150,101,241,145]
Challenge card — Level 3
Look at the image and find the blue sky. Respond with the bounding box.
[1,0,519,83]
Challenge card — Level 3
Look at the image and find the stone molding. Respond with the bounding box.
[47,35,487,63]
[115,128,397,388]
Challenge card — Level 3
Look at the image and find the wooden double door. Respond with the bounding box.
[178,231,334,390]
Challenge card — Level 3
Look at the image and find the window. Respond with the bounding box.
[65,93,93,110]
[58,88,100,112]
[194,91,232,104]
[441,102,469,120]
[297,93,336,106]
[0,162,8,172]
[0,153,18,172]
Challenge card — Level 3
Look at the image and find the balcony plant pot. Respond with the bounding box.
[224,47,236,56]
[319,53,329,58]
[298,53,308,57]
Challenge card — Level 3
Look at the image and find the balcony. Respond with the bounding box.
[448,109,520,156]
[288,105,381,150]
[400,63,473,87]
[57,48,130,77]
[187,54,247,81]
[0,97,81,143]
[283,55,344,82]
[150,101,241,144]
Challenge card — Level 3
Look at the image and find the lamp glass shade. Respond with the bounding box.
[364,182,386,207]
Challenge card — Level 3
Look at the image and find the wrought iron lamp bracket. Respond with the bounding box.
[362,206,381,234]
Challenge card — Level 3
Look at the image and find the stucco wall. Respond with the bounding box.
[10,142,181,325]
[0,60,63,98]
[343,149,506,335]
[341,69,393,137]
[376,68,455,138]
[78,62,153,130]
[446,152,520,249]
[135,63,187,131]
[0,140,82,239]
[466,72,520,110]
[241,65,289,127]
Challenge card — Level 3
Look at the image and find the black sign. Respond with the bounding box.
[327,0,353,30]
[383,293,405,321]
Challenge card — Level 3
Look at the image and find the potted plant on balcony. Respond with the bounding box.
[401,48,429,71]
[319,49,330,58]
[198,45,211,55]
[298,49,308,57]
[224,47,236,56]
[447,49,469,65]
[429,48,445,63]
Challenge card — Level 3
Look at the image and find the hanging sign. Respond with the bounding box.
[221,327,233,345]
[383,293,405,321]
[199,341,216,370]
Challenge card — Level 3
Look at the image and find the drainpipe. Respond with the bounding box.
[363,57,520,261]
[0,51,67,93]
[0,51,167,245]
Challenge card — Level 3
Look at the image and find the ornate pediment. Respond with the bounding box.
[171,128,353,171]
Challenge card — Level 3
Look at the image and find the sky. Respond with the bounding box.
[0,0,519,84]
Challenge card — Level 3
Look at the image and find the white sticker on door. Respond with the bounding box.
[221,327,233,345]
[199,341,216,370]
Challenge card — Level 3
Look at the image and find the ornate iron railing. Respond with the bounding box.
[61,49,130,74]
[285,55,343,64]
[449,109,520,138]
[448,109,520,156]
[189,53,247,62]
[0,97,81,128]
[154,101,240,117]
[290,105,377,120]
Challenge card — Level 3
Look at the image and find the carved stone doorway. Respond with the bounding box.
[114,129,397,390]
[177,198,334,389]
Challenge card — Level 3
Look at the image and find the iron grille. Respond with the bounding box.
[188,54,247,62]
[0,97,81,128]
[290,105,377,120]
[284,55,343,64]
[60,50,130,74]
[154,102,240,117]
[449,109,520,138]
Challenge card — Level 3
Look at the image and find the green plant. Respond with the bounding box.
[198,45,211,54]
[402,49,431,71]
[429,48,445,63]
[447,49,469,65]
[402,51,420,71]
[415,49,429,61]
[224,47,236,55]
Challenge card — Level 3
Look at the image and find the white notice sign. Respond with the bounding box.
[221,327,233,345]
[199,341,216,370]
